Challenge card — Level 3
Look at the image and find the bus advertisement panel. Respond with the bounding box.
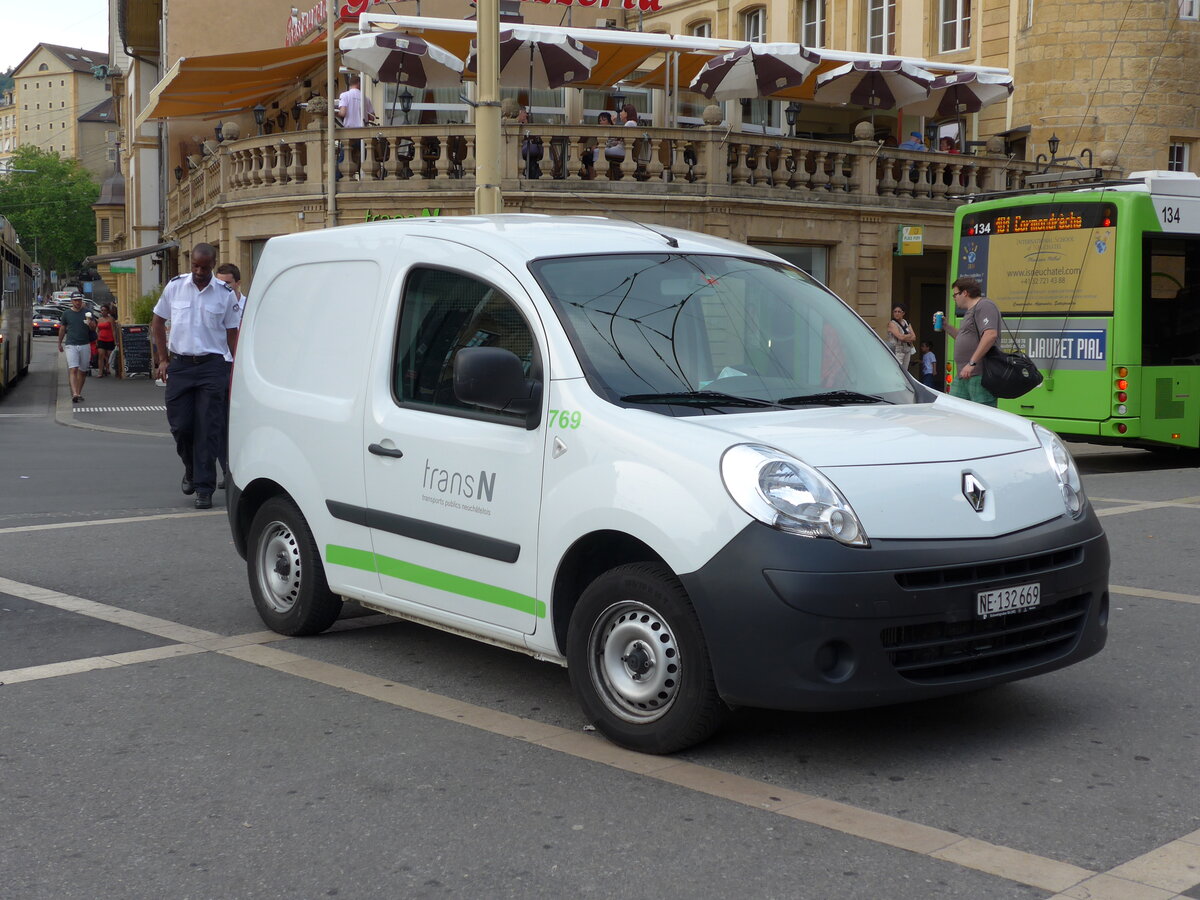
[956,203,1117,315]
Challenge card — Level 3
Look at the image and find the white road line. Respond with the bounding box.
[2,575,1196,897]
[1111,584,1200,606]
[73,406,167,413]
[0,509,224,535]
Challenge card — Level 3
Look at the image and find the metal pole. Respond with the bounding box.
[474,0,503,214]
[326,0,338,227]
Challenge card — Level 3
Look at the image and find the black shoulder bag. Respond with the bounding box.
[980,309,1043,399]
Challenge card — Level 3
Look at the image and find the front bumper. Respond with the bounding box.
[679,511,1109,711]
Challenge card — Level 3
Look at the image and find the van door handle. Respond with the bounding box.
[368,443,404,459]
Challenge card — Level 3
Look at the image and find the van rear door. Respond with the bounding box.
[361,239,547,636]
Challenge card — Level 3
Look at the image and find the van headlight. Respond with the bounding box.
[1034,424,1086,518]
[721,444,868,546]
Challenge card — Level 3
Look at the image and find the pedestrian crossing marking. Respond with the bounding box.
[74,408,169,415]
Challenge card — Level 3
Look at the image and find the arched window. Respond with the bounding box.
[689,20,712,38]
[741,7,766,43]
[38,63,48,71]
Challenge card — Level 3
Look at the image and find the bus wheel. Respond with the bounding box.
[247,497,342,636]
[567,563,727,754]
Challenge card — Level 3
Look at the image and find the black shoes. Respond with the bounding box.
[195,494,213,510]
[181,474,195,496]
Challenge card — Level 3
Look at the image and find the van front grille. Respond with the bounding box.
[894,546,1084,591]
[880,595,1089,683]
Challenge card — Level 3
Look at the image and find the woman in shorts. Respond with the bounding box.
[95,304,118,377]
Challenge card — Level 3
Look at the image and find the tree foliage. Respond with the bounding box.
[0,145,100,282]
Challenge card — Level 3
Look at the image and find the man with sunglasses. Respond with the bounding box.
[942,276,1000,407]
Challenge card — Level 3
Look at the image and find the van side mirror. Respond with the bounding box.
[454,347,542,427]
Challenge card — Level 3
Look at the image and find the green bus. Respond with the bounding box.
[0,216,35,397]
[949,172,1200,450]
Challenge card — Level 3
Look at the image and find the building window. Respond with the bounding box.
[866,0,897,54]
[941,0,971,50]
[750,243,829,283]
[741,7,766,43]
[1181,0,1199,19]
[689,20,712,38]
[1168,142,1191,172]
[100,218,110,242]
[802,0,826,47]
[38,63,48,71]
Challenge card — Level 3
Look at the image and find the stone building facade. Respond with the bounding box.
[11,44,115,179]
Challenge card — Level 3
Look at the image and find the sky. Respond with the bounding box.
[3,0,110,73]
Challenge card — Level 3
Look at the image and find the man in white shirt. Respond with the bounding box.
[336,75,375,128]
[336,76,376,178]
[150,243,241,508]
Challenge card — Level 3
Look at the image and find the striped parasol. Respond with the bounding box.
[689,43,822,101]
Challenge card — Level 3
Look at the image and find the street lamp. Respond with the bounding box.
[399,88,413,125]
[611,88,625,114]
[253,103,266,136]
[785,101,801,137]
[1048,133,1060,158]
[214,122,224,143]
[174,165,184,182]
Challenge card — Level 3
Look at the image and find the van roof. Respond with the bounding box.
[272,214,780,262]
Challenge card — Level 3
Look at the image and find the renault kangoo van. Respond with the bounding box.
[228,215,1108,753]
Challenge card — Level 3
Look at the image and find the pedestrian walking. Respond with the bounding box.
[57,295,92,403]
[213,262,245,490]
[150,244,241,509]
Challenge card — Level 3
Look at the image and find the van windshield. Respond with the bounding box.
[531,253,915,413]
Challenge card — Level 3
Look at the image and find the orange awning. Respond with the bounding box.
[135,43,328,127]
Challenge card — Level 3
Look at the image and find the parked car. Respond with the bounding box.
[229,216,1110,754]
[32,309,61,335]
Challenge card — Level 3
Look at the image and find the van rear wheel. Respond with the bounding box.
[247,497,342,636]
[567,563,727,754]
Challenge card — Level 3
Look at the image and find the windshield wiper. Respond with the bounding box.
[777,390,891,406]
[620,390,785,409]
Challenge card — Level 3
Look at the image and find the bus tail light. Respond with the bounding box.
[1116,423,1128,434]
[1116,391,1127,403]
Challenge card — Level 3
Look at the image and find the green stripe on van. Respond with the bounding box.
[325,544,546,618]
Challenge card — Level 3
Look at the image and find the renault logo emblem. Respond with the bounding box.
[962,473,986,512]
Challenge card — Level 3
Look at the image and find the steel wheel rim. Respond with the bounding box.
[588,600,681,724]
[255,520,302,614]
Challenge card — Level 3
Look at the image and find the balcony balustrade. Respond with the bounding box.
[167,123,1064,232]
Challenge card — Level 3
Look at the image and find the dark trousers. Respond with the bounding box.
[165,355,229,495]
[922,372,940,389]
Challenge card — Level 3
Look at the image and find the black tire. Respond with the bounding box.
[246,496,342,636]
[567,562,728,754]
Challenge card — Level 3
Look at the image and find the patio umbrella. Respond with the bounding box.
[813,59,933,110]
[689,43,822,101]
[339,33,465,88]
[901,71,1014,118]
[465,26,599,90]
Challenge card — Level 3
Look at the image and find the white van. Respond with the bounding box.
[228,215,1108,754]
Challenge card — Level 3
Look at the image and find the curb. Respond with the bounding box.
[55,350,171,438]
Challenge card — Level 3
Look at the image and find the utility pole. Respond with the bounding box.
[474,0,503,214]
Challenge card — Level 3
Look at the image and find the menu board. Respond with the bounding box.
[119,324,152,377]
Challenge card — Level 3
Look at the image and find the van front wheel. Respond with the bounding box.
[247,497,342,636]
[567,563,726,754]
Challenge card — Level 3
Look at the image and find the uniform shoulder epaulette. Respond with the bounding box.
[170,273,188,281]
[215,280,233,291]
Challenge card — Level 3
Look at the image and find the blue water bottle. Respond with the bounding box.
[934,311,945,332]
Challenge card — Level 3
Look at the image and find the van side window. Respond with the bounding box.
[395,267,536,421]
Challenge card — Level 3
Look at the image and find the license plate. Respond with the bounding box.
[977,582,1041,619]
